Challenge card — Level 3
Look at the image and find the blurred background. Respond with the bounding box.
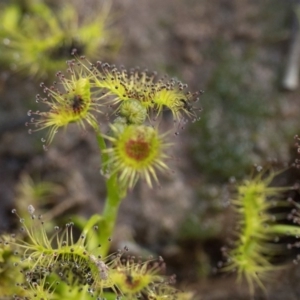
[1,0,300,299]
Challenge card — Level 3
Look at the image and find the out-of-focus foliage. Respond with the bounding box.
[190,40,270,181]
[0,0,119,78]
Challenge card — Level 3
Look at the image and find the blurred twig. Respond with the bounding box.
[282,1,300,90]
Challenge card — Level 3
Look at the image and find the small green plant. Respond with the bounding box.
[0,54,201,299]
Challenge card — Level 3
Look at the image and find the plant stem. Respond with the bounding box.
[99,173,126,256]
[94,125,126,256]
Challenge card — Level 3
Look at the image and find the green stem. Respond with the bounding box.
[98,173,126,256]
[93,124,127,256]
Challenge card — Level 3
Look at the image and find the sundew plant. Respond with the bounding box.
[222,169,300,295]
[0,54,202,300]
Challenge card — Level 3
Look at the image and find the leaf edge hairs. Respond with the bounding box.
[103,124,170,189]
[27,59,106,147]
[79,56,203,121]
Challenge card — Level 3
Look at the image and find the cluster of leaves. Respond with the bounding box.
[28,56,201,189]
[0,45,202,298]
[0,206,188,300]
